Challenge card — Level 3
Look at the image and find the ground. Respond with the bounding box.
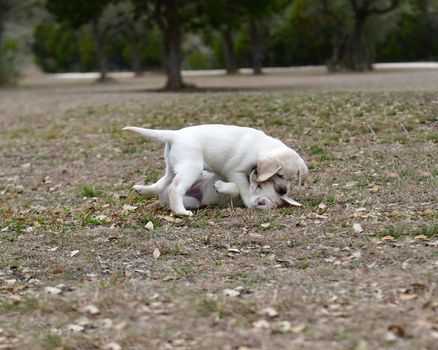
[0,68,437,350]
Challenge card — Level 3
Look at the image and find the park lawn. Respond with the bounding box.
[0,86,437,349]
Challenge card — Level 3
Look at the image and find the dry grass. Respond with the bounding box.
[0,72,437,349]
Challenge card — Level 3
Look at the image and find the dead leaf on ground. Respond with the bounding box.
[388,324,406,338]
[399,294,417,301]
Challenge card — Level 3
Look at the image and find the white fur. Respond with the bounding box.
[123,124,307,216]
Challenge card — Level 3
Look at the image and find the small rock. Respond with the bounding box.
[45,286,62,295]
[260,307,278,318]
[223,289,240,297]
[273,321,292,333]
[145,221,154,231]
[261,223,271,228]
[67,324,84,333]
[253,319,270,329]
[153,248,160,259]
[103,343,122,350]
[353,223,363,233]
[82,304,100,315]
[317,202,327,214]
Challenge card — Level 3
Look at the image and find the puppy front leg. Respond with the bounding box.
[214,180,240,198]
[227,172,254,208]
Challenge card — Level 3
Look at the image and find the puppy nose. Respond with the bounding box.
[258,198,267,206]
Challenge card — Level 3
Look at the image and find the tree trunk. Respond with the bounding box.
[0,0,8,48]
[345,15,367,71]
[130,34,143,77]
[92,19,108,82]
[163,24,183,90]
[249,19,264,75]
[222,25,238,74]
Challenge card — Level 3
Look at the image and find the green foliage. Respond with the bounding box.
[46,0,110,27]
[32,20,162,73]
[0,39,19,85]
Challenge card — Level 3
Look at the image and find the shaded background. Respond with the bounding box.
[0,0,437,89]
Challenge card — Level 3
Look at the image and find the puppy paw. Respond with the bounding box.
[174,209,193,217]
[214,180,227,193]
[132,185,147,194]
[214,180,240,197]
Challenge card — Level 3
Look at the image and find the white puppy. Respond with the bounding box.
[134,167,302,210]
[123,124,307,216]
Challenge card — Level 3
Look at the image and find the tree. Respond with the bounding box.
[46,0,113,81]
[238,0,289,75]
[200,0,244,74]
[345,0,401,70]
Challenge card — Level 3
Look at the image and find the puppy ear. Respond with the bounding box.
[257,157,281,182]
[282,195,302,207]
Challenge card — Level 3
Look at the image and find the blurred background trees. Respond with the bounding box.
[1,0,438,88]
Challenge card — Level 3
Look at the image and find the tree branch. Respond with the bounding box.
[368,0,400,15]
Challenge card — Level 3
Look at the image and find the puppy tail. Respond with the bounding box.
[122,126,174,142]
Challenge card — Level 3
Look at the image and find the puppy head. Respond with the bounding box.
[257,149,308,186]
[248,168,302,209]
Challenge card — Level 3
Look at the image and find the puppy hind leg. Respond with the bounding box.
[133,174,172,195]
[168,164,203,216]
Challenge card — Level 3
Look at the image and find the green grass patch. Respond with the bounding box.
[80,184,103,198]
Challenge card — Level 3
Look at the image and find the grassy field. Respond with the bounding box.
[0,74,437,349]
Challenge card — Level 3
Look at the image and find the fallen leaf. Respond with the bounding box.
[261,223,271,228]
[162,215,183,223]
[369,185,380,193]
[52,268,64,275]
[418,170,432,177]
[153,248,160,259]
[388,324,405,338]
[414,234,428,241]
[227,248,240,254]
[291,323,306,333]
[70,250,80,257]
[384,171,398,178]
[6,284,26,294]
[381,235,395,241]
[399,294,417,301]
[122,204,137,214]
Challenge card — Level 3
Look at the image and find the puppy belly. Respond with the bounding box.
[185,178,204,202]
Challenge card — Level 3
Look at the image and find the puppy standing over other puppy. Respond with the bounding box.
[123,124,308,216]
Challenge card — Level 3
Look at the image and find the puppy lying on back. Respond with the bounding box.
[123,124,308,216]
[134,168,302,210]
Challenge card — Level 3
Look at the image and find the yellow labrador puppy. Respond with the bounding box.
[123,124,307,216]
